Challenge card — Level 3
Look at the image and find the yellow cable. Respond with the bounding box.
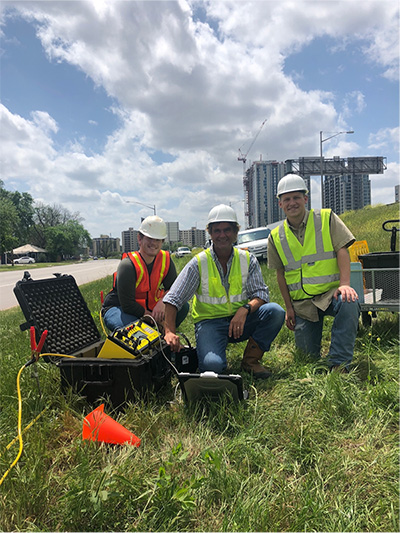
[39,353,76,359]
[99,310,108,337]
[1,407,48,456]
[0,351,76,485]
[0,365,24,487]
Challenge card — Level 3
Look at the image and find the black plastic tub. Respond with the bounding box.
[359,252,399,300]
[359,252,399,269]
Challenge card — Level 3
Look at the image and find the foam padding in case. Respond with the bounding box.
[14,274,101,355]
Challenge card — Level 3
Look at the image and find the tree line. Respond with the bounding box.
[0,180,91,262]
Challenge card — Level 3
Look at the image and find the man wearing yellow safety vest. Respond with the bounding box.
[102,215,189,331]
[163,204,285,379]
[268,174,360,372]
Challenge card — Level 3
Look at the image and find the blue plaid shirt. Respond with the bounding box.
[164,244,269,311]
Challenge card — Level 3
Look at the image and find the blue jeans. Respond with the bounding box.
[195,303,285,373]
[104,302,190,332]
[294,295,360,368]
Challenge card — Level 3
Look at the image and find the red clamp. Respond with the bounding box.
[30,326,48,363]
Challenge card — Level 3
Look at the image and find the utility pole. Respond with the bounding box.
[125,200,156,215]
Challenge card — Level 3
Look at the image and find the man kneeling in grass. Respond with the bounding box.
[268,174,360,372]
[163,204,285,379]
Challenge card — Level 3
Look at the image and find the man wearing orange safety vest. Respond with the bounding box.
[268,174,360,372]
[102,215,189,331]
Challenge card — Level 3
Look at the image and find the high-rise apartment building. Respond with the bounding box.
[121,227,138,253]
[166,221,180,243]
[245,160,311,227]
[246,160,284,227]
[246,155,382,226]
[92,235,120,257]
[180,227,206,248]
[324,174,371,214]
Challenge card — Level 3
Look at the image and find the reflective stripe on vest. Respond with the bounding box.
[123,252,145,288]
[271,209,340,300]
[123,250,170,310]
[192,248,250,323]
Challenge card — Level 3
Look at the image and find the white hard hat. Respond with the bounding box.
[276,174,308,198]
[207,204,238,225]
[139,215,167,239]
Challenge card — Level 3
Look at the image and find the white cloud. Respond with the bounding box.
[31,110,58,133]
[370,162,400,205]
[0,104,57,177]
[340,91,366,120]
[368,127,400,152]
[361,17,400,81]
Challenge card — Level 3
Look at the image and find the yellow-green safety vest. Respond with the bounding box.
[192,248,250,323]
[271,209,340,300]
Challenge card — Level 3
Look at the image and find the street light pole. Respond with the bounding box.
[319,130,354,208]
[126,200,156,215]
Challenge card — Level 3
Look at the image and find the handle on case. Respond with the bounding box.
[176,331,192,349]
[82,380,114,387]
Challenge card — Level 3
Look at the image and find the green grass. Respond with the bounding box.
[340,203,399,253]
[0,204,399,532]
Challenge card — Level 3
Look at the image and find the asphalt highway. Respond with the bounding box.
[0,259,120,311]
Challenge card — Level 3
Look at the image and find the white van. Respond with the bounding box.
[235,227,270,260]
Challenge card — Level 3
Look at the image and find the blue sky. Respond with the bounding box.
[2,17,120,155]
[0,0,398,239]
[284,36,398,143]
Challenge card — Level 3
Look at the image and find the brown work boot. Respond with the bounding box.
[241,337,272,379]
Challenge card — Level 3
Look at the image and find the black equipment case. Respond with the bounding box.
[58,356,170,406]
[14,272,171,407]
[168,332,198,374]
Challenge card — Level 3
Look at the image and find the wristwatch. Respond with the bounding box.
[242,303,251,315]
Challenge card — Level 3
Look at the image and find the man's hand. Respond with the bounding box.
[151,300,166,324]
[163,302,180,351]
[334,285,358,302]
[335,248,358,302]
[229,307,248,339]
[285,306,296,330]
[164,331,182,352]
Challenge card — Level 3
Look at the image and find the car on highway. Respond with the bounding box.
[175,246,192,258]
[235,227,270,260]
[13,256,36,264]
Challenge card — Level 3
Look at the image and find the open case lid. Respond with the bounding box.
[178,371,248,403]
[14,272,101,355]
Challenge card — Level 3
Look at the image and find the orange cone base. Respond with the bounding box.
[82,404,141,447]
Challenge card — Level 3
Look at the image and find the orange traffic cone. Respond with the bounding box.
[82,404,141,447]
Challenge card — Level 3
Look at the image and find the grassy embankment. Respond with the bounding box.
[0,203,398,532]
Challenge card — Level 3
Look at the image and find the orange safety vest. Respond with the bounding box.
[112,250,170,311]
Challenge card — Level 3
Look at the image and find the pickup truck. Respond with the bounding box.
[235,227,270,260]
[175,246,192,258]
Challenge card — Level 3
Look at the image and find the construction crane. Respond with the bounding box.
[238,118,268,170]
[238,118,268,226]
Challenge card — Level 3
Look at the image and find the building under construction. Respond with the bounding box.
[244,155,386,228]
